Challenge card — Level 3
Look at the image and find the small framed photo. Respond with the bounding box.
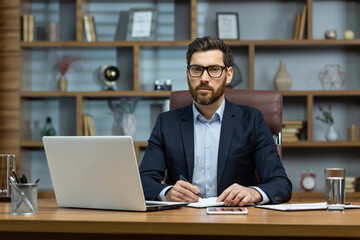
[216,12,240,40]
[127,8,157,41]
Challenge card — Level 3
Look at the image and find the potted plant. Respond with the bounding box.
[316,105,338,141]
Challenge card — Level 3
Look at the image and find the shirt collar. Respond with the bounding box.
[192,98,226,123]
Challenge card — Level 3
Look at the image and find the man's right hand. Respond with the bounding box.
[165,180,201,202]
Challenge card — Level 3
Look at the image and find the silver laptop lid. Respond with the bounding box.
[43,136,147,211]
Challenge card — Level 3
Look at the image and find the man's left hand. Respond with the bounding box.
[217,184,262,206]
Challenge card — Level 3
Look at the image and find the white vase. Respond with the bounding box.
[273,59,292,91]
[122,113,136,137]
[326,124,338,141]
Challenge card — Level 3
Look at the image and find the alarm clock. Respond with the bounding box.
[300,171,316,192]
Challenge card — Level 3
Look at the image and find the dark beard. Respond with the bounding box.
[188,78,226,105]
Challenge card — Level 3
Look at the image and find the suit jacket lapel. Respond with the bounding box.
[180,104,195,182]
[217,100,237,187]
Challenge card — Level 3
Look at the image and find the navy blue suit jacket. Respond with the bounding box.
[139,100,292,203]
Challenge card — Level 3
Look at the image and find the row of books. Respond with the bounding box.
[345,176,360,193]
[282,120,303,142]
[293,5,307,40]
[83,15,97,42]
[83,114,96,136]
[21,15,35,42]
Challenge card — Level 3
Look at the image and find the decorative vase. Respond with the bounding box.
[273,59,292,91]
[326,124,338,141]
[41,117,57,136]
[348,122,359,141]
[58,74,67,91]
[122,113,136,137]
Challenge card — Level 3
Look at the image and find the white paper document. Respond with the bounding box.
[187,197,224,208]
[255,202,360,211]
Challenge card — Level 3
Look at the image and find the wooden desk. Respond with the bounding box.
[1,200,360,240]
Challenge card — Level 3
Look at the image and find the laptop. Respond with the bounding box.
[43,136,188,211]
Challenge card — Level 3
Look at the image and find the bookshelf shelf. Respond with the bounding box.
[283,141,360,147]
[20,91,171,98]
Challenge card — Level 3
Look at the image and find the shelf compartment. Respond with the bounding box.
[20,47,134,92]
[20,97,77,141]
[82,0,192,41]
[81,98,169,141]
[21,0,77,42]
[313,0,360,40]
[313,96,360,142]
[197,0,306,40]
[282,147,360,192]
[254,47,360,91]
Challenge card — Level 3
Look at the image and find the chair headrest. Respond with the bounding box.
[169,89,283,134]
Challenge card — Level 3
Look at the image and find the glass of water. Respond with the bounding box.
[324,168,345,211]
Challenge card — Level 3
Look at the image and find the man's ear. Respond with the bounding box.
[226,66,233,85]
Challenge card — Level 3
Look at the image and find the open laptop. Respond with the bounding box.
[43,136,188,211]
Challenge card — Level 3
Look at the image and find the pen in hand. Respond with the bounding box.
[179,174,204,199]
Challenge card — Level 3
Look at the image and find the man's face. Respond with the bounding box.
[187,50,233,105]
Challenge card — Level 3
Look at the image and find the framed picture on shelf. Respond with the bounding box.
[127,8,157,41]
[216,12,239,40]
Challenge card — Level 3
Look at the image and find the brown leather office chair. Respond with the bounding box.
[169,89,283,159]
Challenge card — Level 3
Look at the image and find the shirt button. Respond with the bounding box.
[206,165,210,170]
[207,125,210,128]
[206,145,211,149]
[207,187,211,191]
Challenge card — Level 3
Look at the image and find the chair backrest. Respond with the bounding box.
[170,89,283,137]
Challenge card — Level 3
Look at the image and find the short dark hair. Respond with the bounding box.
[186,36,233,67]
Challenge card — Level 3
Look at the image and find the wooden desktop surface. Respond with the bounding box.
[1,199,360,240]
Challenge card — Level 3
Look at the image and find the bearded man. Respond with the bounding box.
[139,36,292,206]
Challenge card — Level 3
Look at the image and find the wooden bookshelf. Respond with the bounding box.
[1,0,356,196]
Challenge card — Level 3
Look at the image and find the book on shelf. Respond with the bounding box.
[83,114,89,136]
[87,115,96,136]
[293,14,301,40]
[21,15,35,42]
[83,15,92,42]
[83,15,97,42]
[82,114,96,136]
[89,15,97,42]
[298,5,307,40]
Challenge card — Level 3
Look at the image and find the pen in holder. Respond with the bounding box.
[0,154,16,202]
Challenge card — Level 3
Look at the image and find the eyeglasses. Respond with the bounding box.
[187,65,226,78]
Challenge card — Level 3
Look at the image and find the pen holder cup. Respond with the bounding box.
[10,183,38,215]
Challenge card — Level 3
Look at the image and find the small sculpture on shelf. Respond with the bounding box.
[319,64,346,90]
[324,30,337,40]
[41,117,57,136]
[100,65,120,91]
[316,105,338,141]
[108,97,140,137]
[344,30,355,40]
[54,53,81,92]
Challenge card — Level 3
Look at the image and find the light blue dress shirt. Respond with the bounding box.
[159,99,269,204]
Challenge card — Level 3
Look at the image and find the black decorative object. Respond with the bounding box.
[226,64,242,88]
[101,65,120,90]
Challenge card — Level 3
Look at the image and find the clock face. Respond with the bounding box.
[301,175,316,191]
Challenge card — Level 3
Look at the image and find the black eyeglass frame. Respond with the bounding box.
[187,65,227,78]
